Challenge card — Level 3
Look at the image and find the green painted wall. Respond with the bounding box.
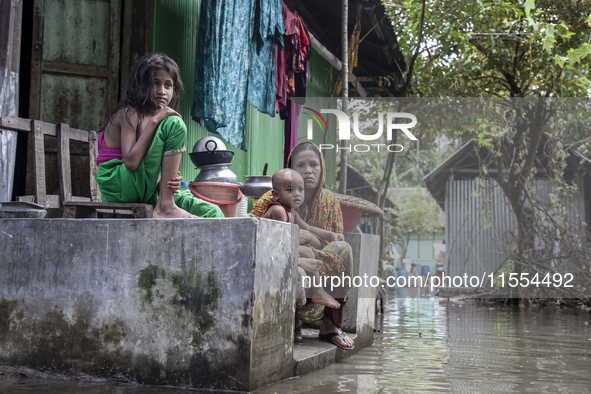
[150,0,337,188]
[150,0,283,184]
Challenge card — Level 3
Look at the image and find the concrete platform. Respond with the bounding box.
[0,218,379,392]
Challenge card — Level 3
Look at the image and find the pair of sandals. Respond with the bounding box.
[294,327,354,351]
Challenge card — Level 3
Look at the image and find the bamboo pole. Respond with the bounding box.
[338,0,348,194]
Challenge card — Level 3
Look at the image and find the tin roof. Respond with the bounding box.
[292,0,405,97]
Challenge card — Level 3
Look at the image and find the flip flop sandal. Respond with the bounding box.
[294,327,303,343]
[319,331,354,351]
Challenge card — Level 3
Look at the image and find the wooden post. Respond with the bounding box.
[31,119,47,205]
[57,123,72,203]
[88,130,101,202]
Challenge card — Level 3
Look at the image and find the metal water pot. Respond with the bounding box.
[240,175,273,199]
[194,163,238,184]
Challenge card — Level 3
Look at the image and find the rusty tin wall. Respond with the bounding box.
[30,0,121,131]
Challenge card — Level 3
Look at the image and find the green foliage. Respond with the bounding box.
[374,0,591,298]
[385,0,591,97]
[395,187,442,234]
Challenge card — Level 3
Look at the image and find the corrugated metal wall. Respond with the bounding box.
[299,52,338,189]
[445,178,587,281]
[150,0,284,184]
[149,0,337,187]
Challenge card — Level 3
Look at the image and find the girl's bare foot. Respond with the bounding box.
[311,286,341,309]
[152,203,199,218]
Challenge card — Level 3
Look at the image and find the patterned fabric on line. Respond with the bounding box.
[192,0,284,151]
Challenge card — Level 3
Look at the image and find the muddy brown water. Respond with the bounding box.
[1,291,590,393]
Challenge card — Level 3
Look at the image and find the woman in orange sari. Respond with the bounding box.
[250,142,354,350]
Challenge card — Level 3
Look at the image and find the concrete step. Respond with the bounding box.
[292,328,359,377]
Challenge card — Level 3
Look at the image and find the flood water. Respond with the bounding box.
[2,291,590,393]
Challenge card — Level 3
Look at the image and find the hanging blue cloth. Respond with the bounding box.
[192,0,285,151]
[248,0,285,117]
[192,0,255,151]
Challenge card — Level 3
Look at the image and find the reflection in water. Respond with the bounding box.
[1,291,590,393]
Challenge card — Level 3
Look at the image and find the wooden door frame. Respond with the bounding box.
[28,0,122,121]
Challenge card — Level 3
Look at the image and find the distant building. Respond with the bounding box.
[423,140,591,280]
[388,187,445,275]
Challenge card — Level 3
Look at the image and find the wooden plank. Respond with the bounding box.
[25,123,35,195]
[42,61,109,78]
[62,201,153,219]
[0,116,89,142]
[32,119,47,205]
[29,0,44,121]
[16,195,34,203]
[0,116,30,132]
[16,194,61,208]
[1,116,55,134]
[88,130,102,202]
[43,137,89,155]
[96,209,134,215]
[63,201,152,209]
[57,123,72,202]
[71,196,91,202]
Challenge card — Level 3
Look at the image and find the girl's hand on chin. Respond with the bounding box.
[155,105,182,121]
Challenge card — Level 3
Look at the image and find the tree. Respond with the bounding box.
[378,0,591,300]
[394,187,443,262]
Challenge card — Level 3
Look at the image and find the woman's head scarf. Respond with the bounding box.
[250,142,343,234]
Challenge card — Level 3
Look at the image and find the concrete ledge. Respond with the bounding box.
[292,328,359,377]
[0,218,297,392]
[342,233,380,347]
[0,218,380,391]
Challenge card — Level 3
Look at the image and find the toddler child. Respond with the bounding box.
[263,168,343,309]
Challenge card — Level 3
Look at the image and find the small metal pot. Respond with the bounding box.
[240,175,273,199]
[0,201,47,218]
[194,163,238,184]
